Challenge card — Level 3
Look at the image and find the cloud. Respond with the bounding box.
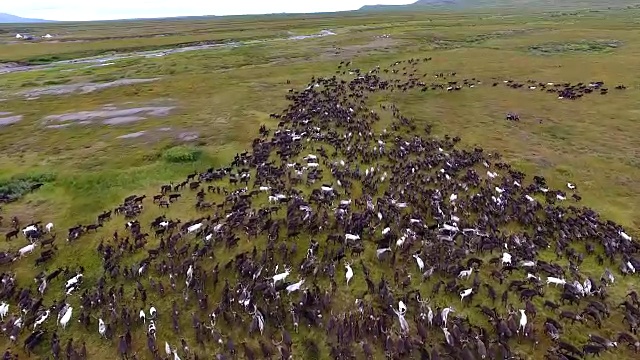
[5,1,414,21]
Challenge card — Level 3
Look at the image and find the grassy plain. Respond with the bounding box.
[0,6,639,359]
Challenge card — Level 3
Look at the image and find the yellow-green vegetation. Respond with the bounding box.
[0,6,639,360]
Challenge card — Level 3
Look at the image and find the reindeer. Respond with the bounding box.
[248,305,265,335]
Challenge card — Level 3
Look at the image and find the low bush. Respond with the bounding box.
[161,146,202,163]
[528,40,622,54]
[0,173,56,203]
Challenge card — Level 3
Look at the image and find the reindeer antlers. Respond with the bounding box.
[272,333,284,346]
[416,293,429,305]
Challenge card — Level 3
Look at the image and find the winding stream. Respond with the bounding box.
[0,30,336,75]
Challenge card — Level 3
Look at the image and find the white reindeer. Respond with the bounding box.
[546,277,566,286]
[390,305,409,334]
[59,307,73,329]
[57,304,69,324]
[583,279,592,296]
[186,265,193,286]
[441,307,454,327]
[98,318,106,337]
[398,300,407,314]
[518,309,527,334]
[627,261,636,274]
[620,231,632,242]
[0,303,8,320]
[345,261,353,286]
[45,223,54,233]
[458,268,473,279]
[460,288,473,302]
[187,223,202,234]
[272,266,291,285]
[286,279,305,294]
[412,254,424,272]
[140,309,146,324]
[18,243,37,257]
[345,234,360,241]
[501,252,512,266]
[441,223,459,232]
[138,264,146,277]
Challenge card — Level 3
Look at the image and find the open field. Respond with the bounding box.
[0,6,639,360]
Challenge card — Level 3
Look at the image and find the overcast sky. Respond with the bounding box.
[4,1,414,21]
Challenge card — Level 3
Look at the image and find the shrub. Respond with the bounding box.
[43,79,71,86]
[528,40,622,54]
[161,146,202,163]
[0,173,56,203]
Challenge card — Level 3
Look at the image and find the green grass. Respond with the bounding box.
[0,6,639,360]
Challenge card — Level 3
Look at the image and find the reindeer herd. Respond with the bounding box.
[0,56,637,360]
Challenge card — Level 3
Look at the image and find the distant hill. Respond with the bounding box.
[0,13,54,24]
[360,0,640,11]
